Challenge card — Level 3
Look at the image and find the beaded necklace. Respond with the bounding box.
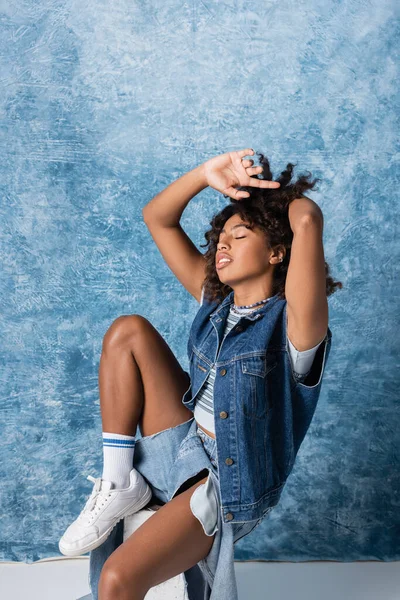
[230,295,272,316]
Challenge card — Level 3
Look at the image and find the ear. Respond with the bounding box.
[269,244,286,265]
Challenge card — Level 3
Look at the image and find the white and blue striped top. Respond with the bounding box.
[193,286,324,434]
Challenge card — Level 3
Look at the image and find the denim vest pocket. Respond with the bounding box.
[193,352,211,376]
[241,355,278,419]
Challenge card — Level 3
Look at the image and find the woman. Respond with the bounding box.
[59,148,342,599]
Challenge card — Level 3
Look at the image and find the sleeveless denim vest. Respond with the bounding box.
[181,289,333,524]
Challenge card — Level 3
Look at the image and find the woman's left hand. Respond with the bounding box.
[203,148,280,200]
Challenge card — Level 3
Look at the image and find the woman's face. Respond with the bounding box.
[215,214,273,288]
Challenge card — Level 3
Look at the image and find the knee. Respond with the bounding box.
[98,562,145,600]
[102,314,148,351]
[98,564,125,599]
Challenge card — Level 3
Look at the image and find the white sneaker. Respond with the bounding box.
[59,468,152,557]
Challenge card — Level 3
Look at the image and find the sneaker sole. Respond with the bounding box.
[59,483,153,558]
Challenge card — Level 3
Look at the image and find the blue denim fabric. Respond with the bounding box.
[89,416,263,600]
[182,290,333,523]
[194,422,272,600]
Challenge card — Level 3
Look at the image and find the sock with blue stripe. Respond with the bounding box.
[102,431,136,489]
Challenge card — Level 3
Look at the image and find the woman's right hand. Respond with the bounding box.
[203,148,280,200]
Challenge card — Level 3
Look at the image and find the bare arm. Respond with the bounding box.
[142,164,208,226]
[286,198,328,351]
[142,165,209,302]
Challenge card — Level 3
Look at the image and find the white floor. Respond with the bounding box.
[0,557,399,600]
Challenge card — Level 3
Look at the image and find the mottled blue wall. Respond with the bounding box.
[1,0,398,564]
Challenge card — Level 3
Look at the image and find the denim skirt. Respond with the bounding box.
[89,415,271,600]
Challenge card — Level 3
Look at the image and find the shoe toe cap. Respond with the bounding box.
[60,521,99,552]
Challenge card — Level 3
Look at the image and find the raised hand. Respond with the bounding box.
[203,148,280,200]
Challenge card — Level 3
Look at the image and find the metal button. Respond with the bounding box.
[220,368,227,376]
[219,411,228,419]
[225,457,234,466]
[226,512,234,521]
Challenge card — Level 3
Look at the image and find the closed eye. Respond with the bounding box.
[217,235,247,243]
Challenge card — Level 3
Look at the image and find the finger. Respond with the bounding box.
[248,177,281,189]
[246,165,262,175]
[237,148,255,159]
[225,186,250,200]
[242,159,254,168]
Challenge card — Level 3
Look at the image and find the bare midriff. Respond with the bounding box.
[196,420,216,439]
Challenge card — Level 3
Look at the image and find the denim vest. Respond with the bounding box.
[182,289,332,524]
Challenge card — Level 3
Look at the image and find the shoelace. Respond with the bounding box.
[77,475,112,525]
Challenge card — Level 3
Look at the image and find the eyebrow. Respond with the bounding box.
[220,224,249,234]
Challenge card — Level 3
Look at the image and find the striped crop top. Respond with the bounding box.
[193,287,325,434]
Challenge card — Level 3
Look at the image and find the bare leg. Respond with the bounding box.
[98,314,193,437]
[98,474,214,600]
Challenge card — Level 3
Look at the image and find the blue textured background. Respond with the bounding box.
[1,0,399,564]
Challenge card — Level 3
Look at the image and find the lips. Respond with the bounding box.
[216,253,233,269]
[216,261,231,270]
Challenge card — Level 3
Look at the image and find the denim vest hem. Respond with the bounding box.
[220,481,285,522]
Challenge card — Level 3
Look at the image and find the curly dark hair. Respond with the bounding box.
[200,152,343,303]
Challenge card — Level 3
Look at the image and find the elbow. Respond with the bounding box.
[298,211,323,232]
[142,206,152,224]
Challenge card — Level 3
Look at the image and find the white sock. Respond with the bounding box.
[102,431,136,489]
